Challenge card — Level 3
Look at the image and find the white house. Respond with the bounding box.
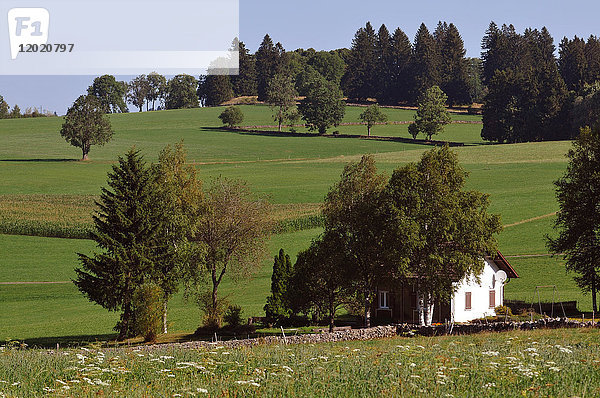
[372,251,519,324]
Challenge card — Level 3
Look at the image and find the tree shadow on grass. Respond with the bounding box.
[0,158,79,163]
[13,333,118,349]
[202,126,471,147]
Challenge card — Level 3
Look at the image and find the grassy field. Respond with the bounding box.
[0,104,589,341]
[2,328,600,397]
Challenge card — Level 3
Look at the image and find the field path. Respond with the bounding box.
[504,212,557,228]
[0,281,70,285]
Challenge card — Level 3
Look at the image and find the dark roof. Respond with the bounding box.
[493,251,519,278]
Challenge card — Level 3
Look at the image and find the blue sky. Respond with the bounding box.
[1,0,599,114]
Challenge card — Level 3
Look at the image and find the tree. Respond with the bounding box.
[10,104,21,118]
[127,75,150,112]
[87,75,128,113]
[231,40,258,97]
[166,75,199,109]
[322,155,391,327]
[147,72,167,111]
[390,27,413,104]
[255,35,286,101]
[264,249,293,323]
[359,104,388,136]
[288,234,349,332]
[218,106,244,128]
[548,127,600,312]
[438,23,471,105]
[132,283,163,342]
[151,142,203,333]
[197,75,234,106]
[307,51,346,87]
[74,149,164,340]
[559,36,588,94]
[0,95,9,119]
[266,73,297,131]
[411,23,441,101]
[60,95,113,160]
[408,85,451,140]
[375,24,394,103]
[298,79,345,134]
[343,22,378,101]
[386,146,502,325]
[188,177,272,329]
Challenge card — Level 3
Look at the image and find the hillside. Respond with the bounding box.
[0,105,580,341]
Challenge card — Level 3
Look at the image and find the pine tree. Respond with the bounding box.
[74,149,164,340]
[0,95,9,119]
[411,23,441,101]
[343,22,378,101]
[264,249,293,322]
[197,75,234,106]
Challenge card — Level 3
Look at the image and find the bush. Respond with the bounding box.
[132,283,163,343]
[196,291,229,330]
[218,106,244,128]
[495,305,513,316]
[224,305,244,328]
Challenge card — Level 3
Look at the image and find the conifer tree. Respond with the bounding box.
[343,22,378,101]
[375,24,394,103]
[74,149,164,340]
[585,36,600,85]
[255,35,286,101]
[411,23,441,101]
[231,40,258,97]
[439,23,471,105]
[390,27,413,103]
[559,36,588,94]
[197,75,234,106]
[264,249,293,322]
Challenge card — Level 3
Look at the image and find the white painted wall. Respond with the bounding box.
[451,258,504,323]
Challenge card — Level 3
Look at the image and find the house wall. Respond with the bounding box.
[451,258,504,323]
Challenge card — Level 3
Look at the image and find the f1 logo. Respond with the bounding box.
[7,8,49,60]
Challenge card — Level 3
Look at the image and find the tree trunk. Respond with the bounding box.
[162,300,168,334]
[364,291,371,328]
[329,295,335,333]
[593,274,597,314]
[417,291,425,326]
[278,117,282,132]
[118,303,131,341]
[367,126,371,137]
[81,146,89,161]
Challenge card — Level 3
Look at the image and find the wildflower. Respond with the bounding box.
[196,388,208,394]
[410,375,420,378]
[55,380,67,385]
[524,347,537,352]
[160,355,174,360]
[483,382,496,388]
[410,363,416,368]
[10,382,19,387]
[549,367,561,372]
[481,351,499,356]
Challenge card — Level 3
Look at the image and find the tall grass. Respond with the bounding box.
[1,328,599,397]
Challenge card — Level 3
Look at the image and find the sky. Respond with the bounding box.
[1,0,599,115]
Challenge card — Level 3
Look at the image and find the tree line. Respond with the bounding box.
[0,95,55,119]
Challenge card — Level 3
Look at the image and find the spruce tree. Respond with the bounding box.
[264,249,293,322]
[559,36,588,94]
[390,27,413,103]
[231,40,258,97]
[255,35,286,101]
[375,24,394,103]
[197,75,234,106]
[343,22,378,101]
[74,149,164,340]
[411,23,441,102]
[439,23,471,105]
[585,36,600,85]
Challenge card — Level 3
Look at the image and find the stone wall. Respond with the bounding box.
[139,318,598,351]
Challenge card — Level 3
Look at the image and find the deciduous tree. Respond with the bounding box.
[60,95,113,160]
[408,86,451,140]
[218,106,244,128]
[359,104,388,136]
[298,79,345,134]
[166,74,199,109]
[127,75,150,112]
[87,75,128,113]
[266,73,297,131]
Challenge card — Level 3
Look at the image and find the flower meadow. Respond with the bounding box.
[1,328,600,397]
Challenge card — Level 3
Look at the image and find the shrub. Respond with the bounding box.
[224,305,244,328]
[196,291,229,330]
[218,106,244,128]
[132,283,163,343]
[495,305,513,316]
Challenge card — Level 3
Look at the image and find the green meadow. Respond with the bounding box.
[0,104,585,341]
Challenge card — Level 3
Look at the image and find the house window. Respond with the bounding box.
[489,290,496,309]
[465,292,472,310]
[379,291,389,309]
